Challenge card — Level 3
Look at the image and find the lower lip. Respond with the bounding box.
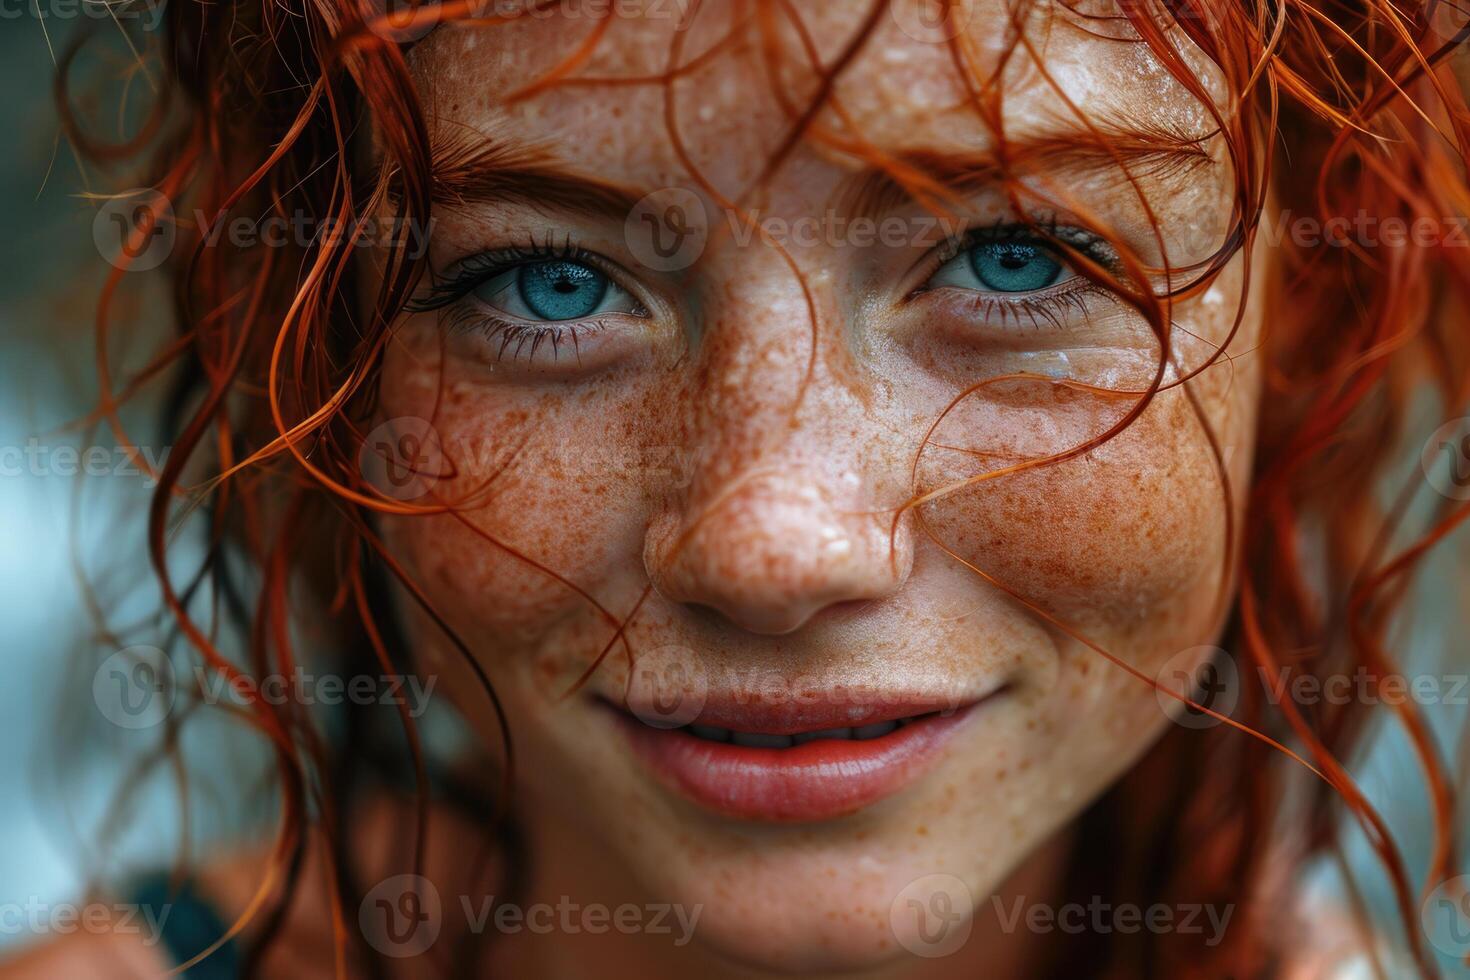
[610,704,983,822]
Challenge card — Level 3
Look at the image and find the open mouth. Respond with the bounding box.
[604,693,1005,823]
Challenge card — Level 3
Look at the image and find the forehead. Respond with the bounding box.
[404,0,1225,194]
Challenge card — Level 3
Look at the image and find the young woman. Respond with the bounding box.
[9,0,1470,977]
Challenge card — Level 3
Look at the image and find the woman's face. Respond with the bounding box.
[369,1,1263,972]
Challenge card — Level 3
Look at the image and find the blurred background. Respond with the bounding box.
[1,12,1469,976]
[0,20,235,929]
[0,23,113,905]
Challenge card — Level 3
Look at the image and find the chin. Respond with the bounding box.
[610,813,1006,975]
[668,872,931,974]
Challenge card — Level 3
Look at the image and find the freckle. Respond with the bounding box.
[915,825,928,836]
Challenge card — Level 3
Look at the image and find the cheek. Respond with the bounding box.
[372,339,677,648]
[915,387,1236,632]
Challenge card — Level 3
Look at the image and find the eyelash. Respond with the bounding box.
[407,220,1120,362]
[914,218,1119,331]
[406,236,637,362]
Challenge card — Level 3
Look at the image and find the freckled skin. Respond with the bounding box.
[366,3,1266,977]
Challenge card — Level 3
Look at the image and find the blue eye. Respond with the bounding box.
[456,254,642,323]
[926,233,1076,295]
[516,260,609,320]
[405,246,649,365]
[969,241,1063,292]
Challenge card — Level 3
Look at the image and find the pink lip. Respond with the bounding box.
[606,692,1002,822]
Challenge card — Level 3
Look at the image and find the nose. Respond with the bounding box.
[645,466,913,635]
[642,237,915,635]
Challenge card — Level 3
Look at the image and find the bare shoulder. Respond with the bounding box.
[0,835,345,978]
[0,926,172,979]
[0,793,497,980]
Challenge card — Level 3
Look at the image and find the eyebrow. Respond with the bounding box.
[422,127,645,219]
[416,114,1217,225]
[842,117,1219,218]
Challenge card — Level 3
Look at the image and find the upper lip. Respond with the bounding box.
[603,688,1000,735]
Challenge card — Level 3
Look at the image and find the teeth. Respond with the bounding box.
[683,721,913,745]
[787,731,858,746]
[731,732,793,748]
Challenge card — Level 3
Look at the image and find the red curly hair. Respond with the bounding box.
[62,0,1470,977]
